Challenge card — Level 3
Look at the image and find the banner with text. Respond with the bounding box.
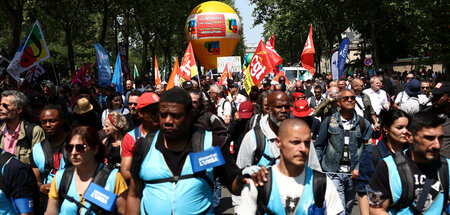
[217,56,241,74]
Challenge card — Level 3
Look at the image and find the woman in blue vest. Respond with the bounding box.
[357,109,410,215]
[46,126,128,214]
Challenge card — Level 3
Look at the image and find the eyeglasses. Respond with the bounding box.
[65,144,87,153]
[129,102,138,106]
[341,96,356,101]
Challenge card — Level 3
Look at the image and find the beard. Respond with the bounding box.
[269,111,287,127]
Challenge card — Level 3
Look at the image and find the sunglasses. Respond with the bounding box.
[1,103,9,110]
[421,87,430,89]
[341,96,356,101]
[65,144,87,153]
[129,102,138,106]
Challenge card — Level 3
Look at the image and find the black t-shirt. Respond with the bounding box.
[369,151,442,212]
[154,129,240,186]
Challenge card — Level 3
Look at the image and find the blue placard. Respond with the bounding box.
[83,183,117,212]
[190,146,225,173]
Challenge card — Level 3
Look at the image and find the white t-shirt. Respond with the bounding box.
[238,165,344,215]
[363,88,389,115]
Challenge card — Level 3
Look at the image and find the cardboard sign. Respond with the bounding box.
[190,146,225,173]
[83,183,117,212]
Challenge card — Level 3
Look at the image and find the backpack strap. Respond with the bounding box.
[252,125,266,165]
[133,126,142,141]
[24,121,36,148]
[256,166,273,215]
[92,164,114,187]
[438,156,449,213]
[313,170,327,208]
[40,139,54,181]
[371,145,381,168]
[0,152,14,198]
[131,130,158,198]
[392,152,415,210]
[358,116,366,135]
[58,166,75,208]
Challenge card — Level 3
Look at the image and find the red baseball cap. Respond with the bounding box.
[290,99,312,118]
[238,101,254,119]
[137,92,160,110]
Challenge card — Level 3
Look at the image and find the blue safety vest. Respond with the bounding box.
[54,164,118,215]
[384,155,450,215]
[32,142,68,184]
[266,166,317,215]
[139,130,214,214]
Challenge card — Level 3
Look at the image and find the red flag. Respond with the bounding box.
[265,34,283,72]
[274,71,290,86]
[218,64,229,86]
[243,40,281,94]
[301,25,315,75]
[71,63,88,87]
[179,42,198,81]
[166,58,179,90]
[154,56,161,85]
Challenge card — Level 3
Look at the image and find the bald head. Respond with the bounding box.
[268,91,289,106]
[278,118,311,139]
[351,78,364,94]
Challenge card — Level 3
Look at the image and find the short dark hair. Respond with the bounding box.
[314,85,322,91]
[42,104,65,120]
[160,87,192,113]
[128,90,142,99]
[408,110,445,135]
[66,126,105,163]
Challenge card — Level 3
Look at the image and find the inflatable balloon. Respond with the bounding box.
[245,53,254,66]
[186,1,242,70]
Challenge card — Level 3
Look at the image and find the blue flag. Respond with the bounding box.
[112,53,123,95]
[94,43,111,87]
[338,38,350,79]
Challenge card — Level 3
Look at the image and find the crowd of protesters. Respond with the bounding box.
[0,67,448,215]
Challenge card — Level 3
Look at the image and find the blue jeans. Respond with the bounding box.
[213,177,221,213]
[327,173,356,215]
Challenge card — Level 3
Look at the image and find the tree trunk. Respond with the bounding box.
[141,30,149,75]
[99,0,108,45]
[2,0,24,57]
[64,24,75,76]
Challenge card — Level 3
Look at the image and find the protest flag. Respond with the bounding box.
[166,58,179,90]
[243,40,282,94]
[112,53,124,95]
[218,64,229,86]
[25,64,47,85]
[134,64,139,78]
[7,20,50,81]
[71,63,89,87]
[274,70,290,86]
[300,25,315,75]
[338,38,350,79]
[94,43,112,87]
[265,34,283,71]
[179,42,198,83]
[154,56,161,85]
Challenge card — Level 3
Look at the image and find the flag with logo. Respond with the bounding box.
[265,34,283,72]
[25,64,47,85]
[338,38,350,79]
[243,40,281,94]
[179,42,198,85]
[112,53,124,95]
[331,52,339,80]
[274,70,290,86]
[94,43,112,87]
[154,56,161,85]
[218,64,230,86]
[300,25,315,75]
[7,20,50,81]
[166,58,180,90]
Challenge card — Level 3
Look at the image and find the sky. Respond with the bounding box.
[235,0,264,45]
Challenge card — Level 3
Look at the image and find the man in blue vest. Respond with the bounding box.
[369,110,447,214]
[126,87,244,215]
[238,118,343,214]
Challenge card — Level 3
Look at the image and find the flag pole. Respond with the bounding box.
[51,58,59,86]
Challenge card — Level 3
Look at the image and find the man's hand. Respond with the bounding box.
[251,166,269,187]
[351,169,359,179]
[39,183,51,194]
